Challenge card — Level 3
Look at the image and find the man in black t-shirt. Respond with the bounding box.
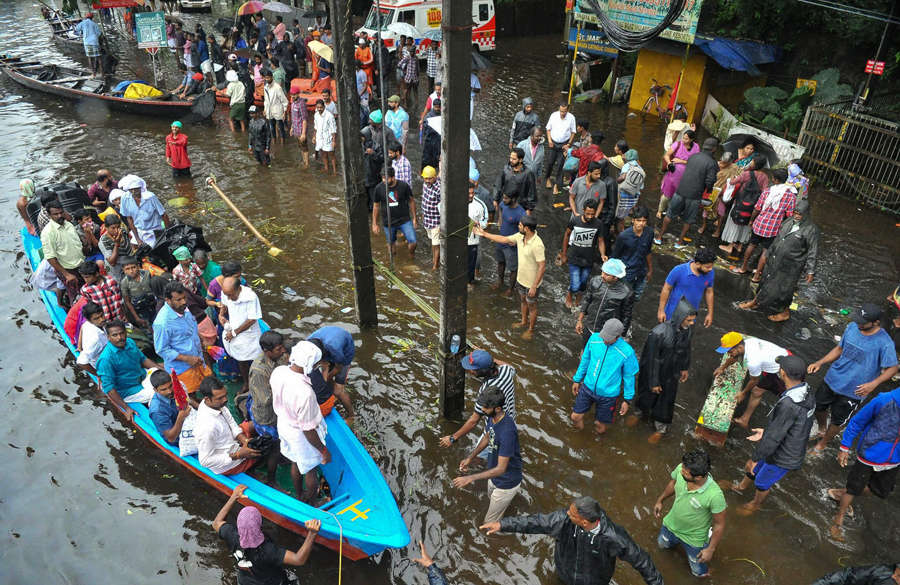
[558,199,604,309]
[372,167,418,259]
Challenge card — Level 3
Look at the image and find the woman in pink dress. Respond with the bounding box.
[658,129,699,218]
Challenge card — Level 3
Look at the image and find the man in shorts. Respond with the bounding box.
[372,167,417,260]
[420,166,442,271]
[569,319,639,436]
[475,215,545,340]
[827,386,900,540]
[808,303,898,452]
[714,331,790,428]
[657,137,718,249]
[719,355,816,515]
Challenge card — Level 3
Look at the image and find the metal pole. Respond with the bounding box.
[858,0,895,106]
[437,0,469,420]
[328,0,379,328]
[375,0,395,271]
[567,21,581,104]
[669,42,690,123]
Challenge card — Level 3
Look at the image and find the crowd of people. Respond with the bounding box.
[19,12,900,584]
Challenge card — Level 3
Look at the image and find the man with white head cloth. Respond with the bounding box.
[270,340,332,503]
[118,174,170,248]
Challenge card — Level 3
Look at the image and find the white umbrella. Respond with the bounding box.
[387,22,421,39]
[426,116,481,151]
[263,1,293,13]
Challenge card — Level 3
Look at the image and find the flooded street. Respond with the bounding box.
[1,3,899,584]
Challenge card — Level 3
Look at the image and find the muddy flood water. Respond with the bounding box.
[1,3,899,585]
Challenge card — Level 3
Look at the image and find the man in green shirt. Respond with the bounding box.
[40,200,86,303]
[653,449,727,577]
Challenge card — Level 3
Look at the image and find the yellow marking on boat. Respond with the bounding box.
[337,499,371,522]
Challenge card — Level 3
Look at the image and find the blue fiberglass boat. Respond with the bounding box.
[22,228,409,559]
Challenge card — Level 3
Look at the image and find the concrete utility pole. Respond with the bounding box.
[437,0,471,419]
[329,0,378,328]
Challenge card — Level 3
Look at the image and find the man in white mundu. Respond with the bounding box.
[270,340,332,504]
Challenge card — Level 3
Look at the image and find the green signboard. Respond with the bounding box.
[575,0,704,45]
[135,11,167,50]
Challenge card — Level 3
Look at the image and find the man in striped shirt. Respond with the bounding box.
[440,350,517,453]
[421,166,442,271]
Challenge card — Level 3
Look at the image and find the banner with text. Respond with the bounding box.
[575,0,704,45]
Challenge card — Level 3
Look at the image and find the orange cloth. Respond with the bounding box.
[176,362,213,393]
[355,46,375,84]
[318,394,336,416]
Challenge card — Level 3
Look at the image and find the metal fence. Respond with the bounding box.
[797,103,900,214]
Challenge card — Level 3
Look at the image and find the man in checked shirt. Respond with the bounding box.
[735,168,797,281]
[421,165,442,271]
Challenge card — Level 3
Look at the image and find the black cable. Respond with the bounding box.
[581,0,688,52]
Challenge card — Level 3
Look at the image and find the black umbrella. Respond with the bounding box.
[721,133,778,168]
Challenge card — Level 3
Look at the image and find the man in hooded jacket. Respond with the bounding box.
[719,355,816,515]
[737,199,818,322]
[480,495,664,585]
[632,298,697,442]
[508,97,541,149]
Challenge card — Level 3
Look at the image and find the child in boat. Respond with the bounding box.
[171,245,204,295]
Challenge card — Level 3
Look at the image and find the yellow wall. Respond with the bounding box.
[629,48,709,124]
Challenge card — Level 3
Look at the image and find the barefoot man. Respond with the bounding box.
[714,331,789,428]
[718,356,815,516]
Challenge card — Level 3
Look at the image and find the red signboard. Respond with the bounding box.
[92,0,140,8]
[865,60,885,75]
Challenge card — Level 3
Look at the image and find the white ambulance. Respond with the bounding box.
[357,0,496,53]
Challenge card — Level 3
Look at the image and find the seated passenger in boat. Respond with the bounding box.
[78,260,126,321]
[270,341,331,504]
[307,326,356,419]
[98,214,133,283]
[41,200,86,305]
[148,369,199,445]
[96,320,163,420]
[76,301,107,375]
[153,281,213,392]
[97,189,124,222]
[120,256,157,329]
[195,376,261,475]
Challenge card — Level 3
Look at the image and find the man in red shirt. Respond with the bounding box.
[165,121,192,178]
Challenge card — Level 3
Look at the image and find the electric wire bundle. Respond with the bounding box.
[582,0,688,52]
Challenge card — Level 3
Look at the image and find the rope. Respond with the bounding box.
[321,509,343,585]
[373,258,440,323]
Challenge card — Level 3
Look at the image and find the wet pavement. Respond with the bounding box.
[1,3,899,584]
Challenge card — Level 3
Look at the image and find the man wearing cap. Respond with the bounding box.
[270,341,332,503]
[808,303,898,453]
[74,13,103,77]
[517,126,545,179]
[576,258,634,346]
[420,166,442,271]
[714,331,790,428]
[247,105,272,166]
[441,350,517,449]
[657,247,716,327]
[658,137,719,249]
[475,216,546,340]
[118,175,169,248]
[165,121,191,178]
[719,354,815,515]
[570,318,639,436]
[224,69,247,132]
[384,95,410,150]
[452,387,523,524]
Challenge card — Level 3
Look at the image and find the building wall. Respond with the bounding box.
[629,48,709,124]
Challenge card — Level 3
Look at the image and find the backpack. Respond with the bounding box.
[730,170,762,225]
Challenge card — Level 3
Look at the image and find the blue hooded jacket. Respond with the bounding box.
[839,386,900,466]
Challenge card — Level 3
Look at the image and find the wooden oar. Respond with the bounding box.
[205,176,282,257]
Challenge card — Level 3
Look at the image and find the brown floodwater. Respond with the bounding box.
[1,3,899,585]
